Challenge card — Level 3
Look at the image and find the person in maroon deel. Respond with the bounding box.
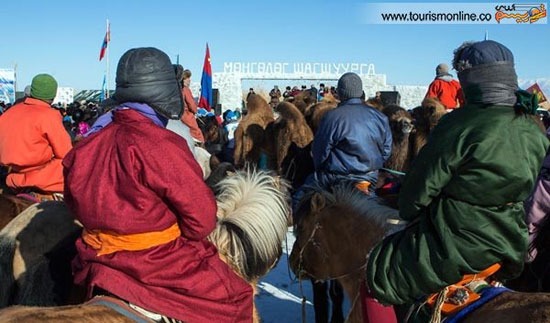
[63,47,253,322]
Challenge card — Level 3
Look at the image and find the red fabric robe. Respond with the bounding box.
[63,109,253,322]
[182,87,205,142]
[0,97,72,192]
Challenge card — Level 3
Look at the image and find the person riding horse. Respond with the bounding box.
[292,72,396,322]
[366,40,550,321]
[292,72,392,211]
[0,74,72,201]
[63,47,253,322]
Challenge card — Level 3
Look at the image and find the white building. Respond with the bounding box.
[53,87,75,105]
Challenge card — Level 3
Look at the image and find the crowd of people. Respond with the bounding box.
[0,39,549,322]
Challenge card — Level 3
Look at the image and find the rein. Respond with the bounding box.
[380,167,406,176]
[294,221,370,323]
[293,214,407,323]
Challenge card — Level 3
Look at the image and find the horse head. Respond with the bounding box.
[289,190,332,281]
[290,184,398,283]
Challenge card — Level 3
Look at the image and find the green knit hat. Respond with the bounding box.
[30,74,58,101]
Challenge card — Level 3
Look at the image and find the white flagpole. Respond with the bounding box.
[106,19,110,98]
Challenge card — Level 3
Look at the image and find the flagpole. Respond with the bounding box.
[106,19,110,98]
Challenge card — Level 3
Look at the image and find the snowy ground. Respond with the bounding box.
[255,229,350,322]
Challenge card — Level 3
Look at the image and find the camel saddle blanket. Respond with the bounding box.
[427,263,501,316]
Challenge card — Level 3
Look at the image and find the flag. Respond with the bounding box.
[526,83,548,103]
[99,22,110,61]
[198,44,213,111]
[527,82,550,110]
[100,74,107,102]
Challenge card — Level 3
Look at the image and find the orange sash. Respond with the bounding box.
[82,223,182,256]
[427,263,501,315]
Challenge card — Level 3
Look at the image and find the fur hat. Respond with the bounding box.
[337,73,363,101]
[114,47,183,119]
[436,64,450,77]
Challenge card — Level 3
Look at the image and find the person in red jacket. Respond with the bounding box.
[425,63,465,110]
[63,47,252,322]
[0,74,71,197]
[181,69,205,143]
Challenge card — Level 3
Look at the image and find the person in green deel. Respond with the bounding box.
[366,40,549,318]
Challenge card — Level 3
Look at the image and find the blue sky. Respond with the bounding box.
[1,0,548,90]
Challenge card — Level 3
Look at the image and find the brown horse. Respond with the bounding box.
[290,183,550,322]
[0,194,34,231]
[0,170,290,322]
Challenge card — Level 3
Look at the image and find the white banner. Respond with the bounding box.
[0,69,15,104]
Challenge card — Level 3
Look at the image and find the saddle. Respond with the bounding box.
[427,263,501,319]
[16,191,64,203]
[87,295,183,323]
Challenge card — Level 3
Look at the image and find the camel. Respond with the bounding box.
[233,94,274,168]
[410,98,446,157]
[381,105,414,173]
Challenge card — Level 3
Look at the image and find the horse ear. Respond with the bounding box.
[310,193,326,213]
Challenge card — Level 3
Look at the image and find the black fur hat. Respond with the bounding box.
[114,47,183,120]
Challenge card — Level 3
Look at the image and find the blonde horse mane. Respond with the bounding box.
[209,170,290,282]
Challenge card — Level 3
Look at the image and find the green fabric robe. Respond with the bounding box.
[367,104,549,305]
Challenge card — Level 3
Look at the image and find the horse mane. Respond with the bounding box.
[296,182,399,234]
[208,170,290,282]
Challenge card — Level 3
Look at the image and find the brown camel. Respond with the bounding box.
[410,97,447,157]
[289,90,317,115]
[269,102,314,172]
[381,105,414,173]
[304,101,337,134]
[233,94,274,168]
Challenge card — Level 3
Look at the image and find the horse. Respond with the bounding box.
[0,170,291,322]
[0,194,34,231]
[289,183,550,322]
[507,211,550,293]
